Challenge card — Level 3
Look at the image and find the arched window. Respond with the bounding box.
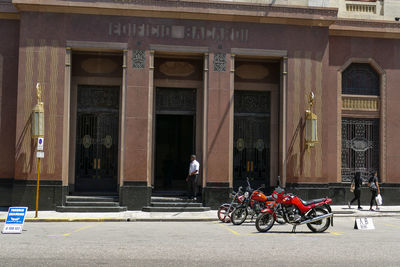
[342,63,380,96]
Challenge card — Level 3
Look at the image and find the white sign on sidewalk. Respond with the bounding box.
[2,207,28,234]
[37,137,44,151]
[354,217,375,230]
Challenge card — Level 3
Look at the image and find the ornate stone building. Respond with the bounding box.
[1,0,400,210]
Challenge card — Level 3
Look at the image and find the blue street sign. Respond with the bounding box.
[2,207,28,234]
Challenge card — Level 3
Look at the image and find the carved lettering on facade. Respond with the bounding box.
[109,23,248,42]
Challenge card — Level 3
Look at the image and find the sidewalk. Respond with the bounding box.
[0,205,399,222]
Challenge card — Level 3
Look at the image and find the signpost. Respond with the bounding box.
[2,207,28,234]
[354,217,375,230]
[37,137,44,151]
[35,137,44,218]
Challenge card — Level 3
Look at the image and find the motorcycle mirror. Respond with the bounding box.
[277,176,281,186]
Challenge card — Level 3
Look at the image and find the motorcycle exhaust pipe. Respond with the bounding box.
[298,213,333,225]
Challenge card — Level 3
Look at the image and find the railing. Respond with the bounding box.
[346,3,376,14]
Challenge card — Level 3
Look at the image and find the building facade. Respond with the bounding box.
[1,0,400,210]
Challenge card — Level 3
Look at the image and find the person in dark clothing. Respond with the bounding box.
[348,172,363,210]
[368,171,380,211]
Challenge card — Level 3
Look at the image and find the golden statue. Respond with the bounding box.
[36,82,42,104]
[308,91,315,110]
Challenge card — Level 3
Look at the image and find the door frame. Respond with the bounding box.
[63,44,127,196]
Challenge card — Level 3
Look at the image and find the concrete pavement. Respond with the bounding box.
[1,218,400,266]
[0,205,400,222]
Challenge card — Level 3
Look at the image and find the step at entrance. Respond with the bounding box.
[142,196,210,212]
[56,196,127,212]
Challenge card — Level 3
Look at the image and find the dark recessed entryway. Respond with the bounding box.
[155,114,195,191]
[154,87,197,192]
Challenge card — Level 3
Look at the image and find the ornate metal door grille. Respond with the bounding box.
[75,85,119,192]
[233,91,270,188]
[341,118,379,182]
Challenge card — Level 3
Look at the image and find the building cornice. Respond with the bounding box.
[0,2,19,19]
[11,0,338,26]
[330,18,400,39]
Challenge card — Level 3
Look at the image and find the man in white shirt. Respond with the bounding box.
[186,154,200,200]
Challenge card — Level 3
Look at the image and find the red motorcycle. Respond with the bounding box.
[217,186,245,223]
[231,180,285,225]
[255,185,333,233]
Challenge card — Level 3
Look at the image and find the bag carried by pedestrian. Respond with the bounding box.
[350,181,355,193]
[375,194,383,206]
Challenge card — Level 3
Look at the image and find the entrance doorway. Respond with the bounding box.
[155,115,195,190]
[75,85,120,192]
[233,91,270,188]
[154,87,197,191]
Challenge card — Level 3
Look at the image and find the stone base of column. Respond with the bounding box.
[203,182,231,209]
[120,181,151,210]
[11,180,66,210]
[0,178,13,206]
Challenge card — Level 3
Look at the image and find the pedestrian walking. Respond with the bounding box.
[368,171,380,211]
[186,154,200,200]
[348,172,363,210]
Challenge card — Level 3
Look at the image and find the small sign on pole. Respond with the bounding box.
[37,137,44,151]
[36,151,44,158]
[2,207,28,234]
[354,217,375,230]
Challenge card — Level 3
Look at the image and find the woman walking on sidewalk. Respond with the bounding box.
[368,171,380,211]
[348,172,363,210]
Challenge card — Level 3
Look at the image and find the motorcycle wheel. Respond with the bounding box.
[306,207,331,233]
[255,213,275,233]
[231,207,248,225]
[217,204,232,223]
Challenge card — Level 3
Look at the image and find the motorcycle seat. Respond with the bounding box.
[300,198,326,206]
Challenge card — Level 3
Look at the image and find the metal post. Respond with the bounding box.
[35,157,41,218]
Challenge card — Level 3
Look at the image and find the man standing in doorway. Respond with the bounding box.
[186,155,200,200]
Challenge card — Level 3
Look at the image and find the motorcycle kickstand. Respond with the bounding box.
[292,225,297,233]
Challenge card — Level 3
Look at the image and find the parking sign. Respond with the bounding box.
[2,207,28,234]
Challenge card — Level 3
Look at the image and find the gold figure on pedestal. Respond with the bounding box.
[305,91,318,150]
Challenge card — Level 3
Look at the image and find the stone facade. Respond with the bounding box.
[1,0,400,210]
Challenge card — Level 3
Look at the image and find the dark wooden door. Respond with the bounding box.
[75,85,119,192]
[233,91,270,188]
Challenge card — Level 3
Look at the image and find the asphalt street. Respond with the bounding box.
[0,217,399,267]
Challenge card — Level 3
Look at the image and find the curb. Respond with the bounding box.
[0,218,220,222]
[2,215,400,223]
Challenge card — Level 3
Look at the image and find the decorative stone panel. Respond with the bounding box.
[132,49,145,69]
[213,53,226,72]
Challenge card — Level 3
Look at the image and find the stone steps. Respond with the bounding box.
[56,195,126,212]
[142,196,210,212]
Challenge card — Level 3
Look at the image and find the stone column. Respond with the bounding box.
[280,56,288,187]
[120,49,152,210]
[202,53,209,188]
[203,52,232,209]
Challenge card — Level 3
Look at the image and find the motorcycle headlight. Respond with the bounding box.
[244,192,249,198]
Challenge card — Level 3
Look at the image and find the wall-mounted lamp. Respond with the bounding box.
[32,83,44,138]
[305,91,318,150]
